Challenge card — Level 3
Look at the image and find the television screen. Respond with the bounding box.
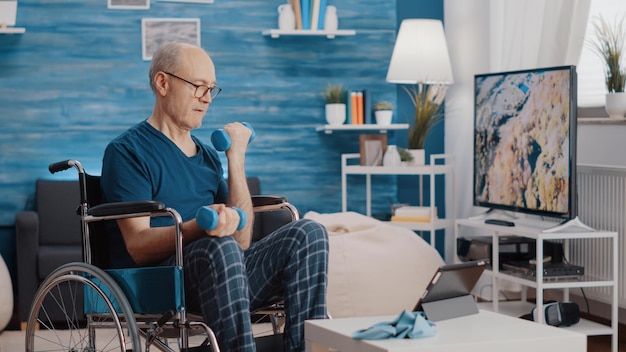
[473,65,577,220]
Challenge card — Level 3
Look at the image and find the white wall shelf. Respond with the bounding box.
[316,123,408,134]
[262,29,356,39]
[0,27,25,34]
[455,217,619,352]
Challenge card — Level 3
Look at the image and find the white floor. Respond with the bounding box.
[0,330,24,352]
[0,323,275,351]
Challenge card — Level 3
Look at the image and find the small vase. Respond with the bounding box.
[325,103,346,125]
[374,110,393,125]
[278,4,296,30]
[323,5,338,31]
[383,145,401,167]
[605,92,626,118]
[408,149,425,166]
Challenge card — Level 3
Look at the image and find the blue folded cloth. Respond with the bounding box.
[352,310,437,340]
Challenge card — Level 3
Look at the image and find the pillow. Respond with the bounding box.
[0,255,13,332]
[305,211,444,318]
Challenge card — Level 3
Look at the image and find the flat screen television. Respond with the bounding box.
[473,65,577,221]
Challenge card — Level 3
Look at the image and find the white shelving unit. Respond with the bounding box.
[0,27,25,34]
[455,217,619,352]
[316,123,408,134]
[341,153,455,249]
[262,29,356,39]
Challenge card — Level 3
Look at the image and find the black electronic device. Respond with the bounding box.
[414,260,488,321]
[520,302,580,327]
[473,65,578,220]
[484,218,515,227]
[503,261,584,279]
[457,236,564,269]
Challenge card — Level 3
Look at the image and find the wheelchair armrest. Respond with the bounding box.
[88,201,165,217]
[252,195,289,207]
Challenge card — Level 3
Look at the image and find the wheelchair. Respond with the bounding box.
[24,159,299,352]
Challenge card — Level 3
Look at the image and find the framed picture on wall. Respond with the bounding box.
[156,0,214,3]
[359,134,387,166]
[142,18,201,61]
[108,0,150,10]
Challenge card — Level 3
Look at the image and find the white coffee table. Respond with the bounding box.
[305,310,586,352]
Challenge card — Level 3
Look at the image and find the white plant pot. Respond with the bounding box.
[408,149,425,166]
[325,103,346,125]
[374,110,393,125]
[605,92,626,118]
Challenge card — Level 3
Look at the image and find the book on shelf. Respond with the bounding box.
[291,0,302,29]
[343,89,371,125]
[290,0,332,32]
[350,91,358,124]
[391,206,436,223]
[363,89,372,124]
[344,89,352,125]
[356,91,364,124]
[301,0,311,29]
[317,0,327,29]
[395,206,433,216]
[310,0,320,30]
[391,215,432,223]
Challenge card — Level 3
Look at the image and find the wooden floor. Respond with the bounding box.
[588,335,625,352]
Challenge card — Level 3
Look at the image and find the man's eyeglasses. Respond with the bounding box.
[163,72,222,100]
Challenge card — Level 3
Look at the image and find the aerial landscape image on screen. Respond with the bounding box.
[474,69,571,214]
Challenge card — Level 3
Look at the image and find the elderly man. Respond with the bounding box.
[101,42,329,352]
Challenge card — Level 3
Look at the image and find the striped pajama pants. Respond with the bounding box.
[163,218,329,352]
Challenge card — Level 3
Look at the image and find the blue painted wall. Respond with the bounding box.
[0,0,399,225]
[0,0,445,327]
[0,2,400,321]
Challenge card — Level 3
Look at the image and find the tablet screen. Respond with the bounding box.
[414,260,488,311]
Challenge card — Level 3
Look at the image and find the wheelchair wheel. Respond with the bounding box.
[25,262,141,352]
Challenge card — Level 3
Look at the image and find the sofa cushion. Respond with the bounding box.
[304,211,444,319]
[38,246,83,278]
[36,179,82,246]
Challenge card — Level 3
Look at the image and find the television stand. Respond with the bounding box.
[468,208,517,221]
[541,216,595,233]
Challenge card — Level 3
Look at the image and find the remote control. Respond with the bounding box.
[484,218,515,227]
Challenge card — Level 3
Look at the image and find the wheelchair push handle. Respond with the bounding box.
[49,159,79,174]
[196,206,246,231]
[211,122,255,151]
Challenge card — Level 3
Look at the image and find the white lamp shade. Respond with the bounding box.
[386,19,454,85]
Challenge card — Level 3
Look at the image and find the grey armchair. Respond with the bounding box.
[15,179,83,324]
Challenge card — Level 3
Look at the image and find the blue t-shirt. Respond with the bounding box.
[101,120,228,267]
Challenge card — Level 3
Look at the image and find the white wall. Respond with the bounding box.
[578,121,626,166]
[444,0,490,223]
[443,1,625,222]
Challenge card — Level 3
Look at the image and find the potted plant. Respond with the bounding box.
[323,84,347,125]
[404,84,447,165]
[373,101,394,125]
[397,147,414,165]
[588,14,626,118]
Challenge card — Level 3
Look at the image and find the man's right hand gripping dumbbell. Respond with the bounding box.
[211,122,255,151]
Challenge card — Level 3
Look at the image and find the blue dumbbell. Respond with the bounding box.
[196,206,246,231]
[211,122,256,151]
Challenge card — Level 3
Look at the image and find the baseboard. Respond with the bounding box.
[568,292,626,324]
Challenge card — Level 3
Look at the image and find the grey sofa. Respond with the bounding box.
[15,179,83,323]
